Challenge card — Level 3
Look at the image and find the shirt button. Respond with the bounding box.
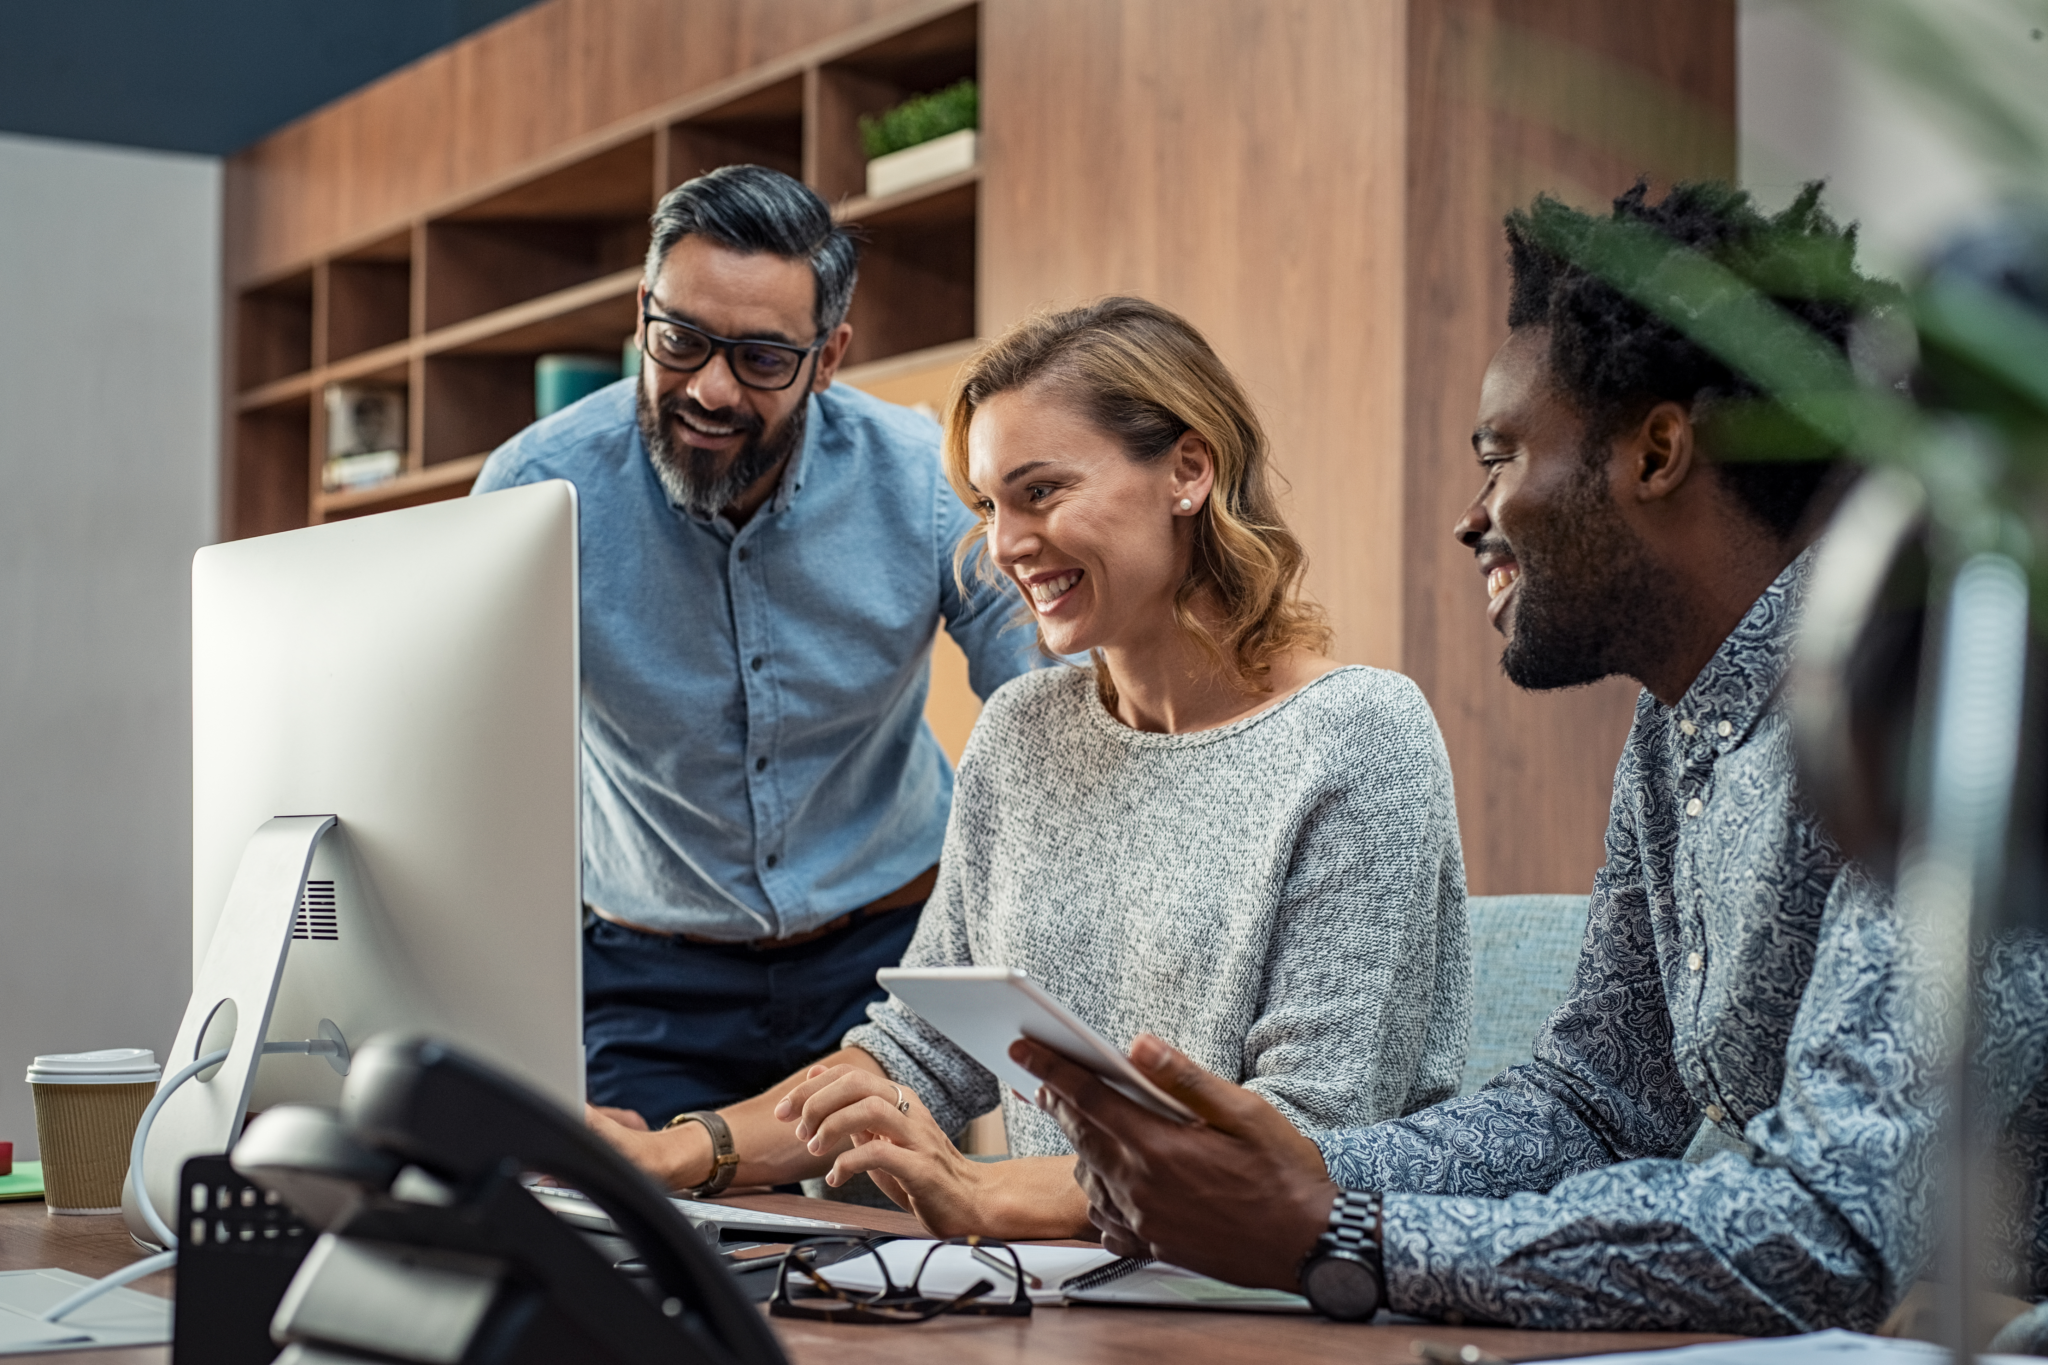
[765,854,778,869]
[737,547,750,562]
[755,757,767,772]
[1717,720,1733,737]
[1685,797,1704,817]
[1705,1103,1725,1124]
[1688,951,1704,972]
[750,656,764,671]
[1679,719,1697,736]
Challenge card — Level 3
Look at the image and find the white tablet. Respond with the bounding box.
[875,966,1198,1123]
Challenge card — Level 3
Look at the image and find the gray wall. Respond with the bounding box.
[0,132,218,1158]
[1740,0,1996,275]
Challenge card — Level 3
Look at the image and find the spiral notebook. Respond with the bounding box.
[1057,1256,1311,1314]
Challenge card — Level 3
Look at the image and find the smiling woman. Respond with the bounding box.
[943,297,1332,722]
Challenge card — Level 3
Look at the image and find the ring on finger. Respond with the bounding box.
[891,1084,911,1115]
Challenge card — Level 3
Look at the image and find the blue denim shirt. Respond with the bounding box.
[473,379,1037,939]
[1316,551,2048,1331]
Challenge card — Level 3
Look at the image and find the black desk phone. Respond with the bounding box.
[230,1034,788,1365]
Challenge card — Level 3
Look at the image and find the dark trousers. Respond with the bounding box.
[582,905,923,1128]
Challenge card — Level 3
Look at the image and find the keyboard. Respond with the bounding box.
[527,1184,874,1242]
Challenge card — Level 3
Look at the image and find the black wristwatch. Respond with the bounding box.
[1298,1189,1385,1321]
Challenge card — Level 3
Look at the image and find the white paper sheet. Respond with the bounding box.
[0,1269,173,1356]
[1541,1327,2038,1364]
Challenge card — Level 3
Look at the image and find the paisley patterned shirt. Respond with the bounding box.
[1315,551,2048,1332]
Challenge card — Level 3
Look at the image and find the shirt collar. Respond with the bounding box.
[766,393,819,516]
[1667,544,1817,749]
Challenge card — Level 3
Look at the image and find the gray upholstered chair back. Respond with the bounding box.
[1459,894,1590,1096]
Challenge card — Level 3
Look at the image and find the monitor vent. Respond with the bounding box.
[293,881,338,941]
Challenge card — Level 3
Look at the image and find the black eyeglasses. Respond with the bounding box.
[768,1235,1034,1324]
[640,306,823,392]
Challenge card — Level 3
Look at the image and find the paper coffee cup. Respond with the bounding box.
[26,1049,161,1215]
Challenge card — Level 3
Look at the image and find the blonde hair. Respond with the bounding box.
[943,297,1330,691]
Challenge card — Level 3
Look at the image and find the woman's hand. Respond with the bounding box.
[773,1064,995,1236]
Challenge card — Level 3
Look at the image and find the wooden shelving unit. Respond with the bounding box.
[223,1,981,539]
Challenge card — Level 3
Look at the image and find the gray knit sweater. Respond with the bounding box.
[845,664,1470,1157]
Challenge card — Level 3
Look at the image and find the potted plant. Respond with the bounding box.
[859,78,978,199]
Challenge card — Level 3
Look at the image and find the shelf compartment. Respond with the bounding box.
[423,218,647,333]
[840,179,976,367]
[421,354,541,468]
[809,5,979,203]
[427,268,639,358]
[317,453,488,522]
[229,395,313,540]
[324,230,412,363]
[424,136,655,332]
[236,270,315,391]
[455,135,657,221]
[667,74,805,188]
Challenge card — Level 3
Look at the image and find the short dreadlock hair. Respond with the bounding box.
[1505,180,1870,540]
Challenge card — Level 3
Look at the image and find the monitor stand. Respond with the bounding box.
[122,815,337,1248]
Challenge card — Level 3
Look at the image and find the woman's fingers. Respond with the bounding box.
[765,1064,876,1129]
[827,1139,983,1237]
[773,1062,864,1121]
[804,1091,930,1156]
[794,1071,916,1143]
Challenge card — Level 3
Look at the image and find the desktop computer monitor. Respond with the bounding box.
[129,480,583,1238]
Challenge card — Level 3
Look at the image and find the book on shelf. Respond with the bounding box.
[323,382,406,493]
[322,449,402,493]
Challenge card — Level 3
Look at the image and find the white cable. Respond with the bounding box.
[39,1249,177,1324]
[127,1046,231,1250]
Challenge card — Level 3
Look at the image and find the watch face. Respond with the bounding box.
[1302,1253,1381,1322]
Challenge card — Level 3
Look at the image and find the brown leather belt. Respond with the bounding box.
[590,864,938,951]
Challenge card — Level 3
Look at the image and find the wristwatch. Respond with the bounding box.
[1298,1189,1385,1322]
[663,1109,739,1197]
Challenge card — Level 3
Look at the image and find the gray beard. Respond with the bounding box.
[637,383,808,520]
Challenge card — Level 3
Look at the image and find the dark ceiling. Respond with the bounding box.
[0,0,543,157]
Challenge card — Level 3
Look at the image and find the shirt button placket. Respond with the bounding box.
[734,535,776,892]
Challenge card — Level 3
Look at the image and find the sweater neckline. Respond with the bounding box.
[1076,664,1364,750]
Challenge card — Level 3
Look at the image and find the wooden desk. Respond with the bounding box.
[0,1195,1731,1363]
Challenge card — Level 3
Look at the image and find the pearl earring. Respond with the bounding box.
[1178,497,1193,511]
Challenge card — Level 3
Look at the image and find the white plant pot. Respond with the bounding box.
[865,129,978,200]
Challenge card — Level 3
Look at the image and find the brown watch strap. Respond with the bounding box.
[663,1109,739,1197]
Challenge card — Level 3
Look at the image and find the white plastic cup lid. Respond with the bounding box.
[25,1048,161,1086]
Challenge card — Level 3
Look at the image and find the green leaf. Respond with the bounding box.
[859,79,979,160]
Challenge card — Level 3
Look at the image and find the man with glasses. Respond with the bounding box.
[474,165,1037,1173]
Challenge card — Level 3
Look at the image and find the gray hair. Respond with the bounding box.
[644,165,859,334]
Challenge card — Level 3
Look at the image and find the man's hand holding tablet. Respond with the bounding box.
[874,966,1200,1123]
[1011,1031,1336,1294]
